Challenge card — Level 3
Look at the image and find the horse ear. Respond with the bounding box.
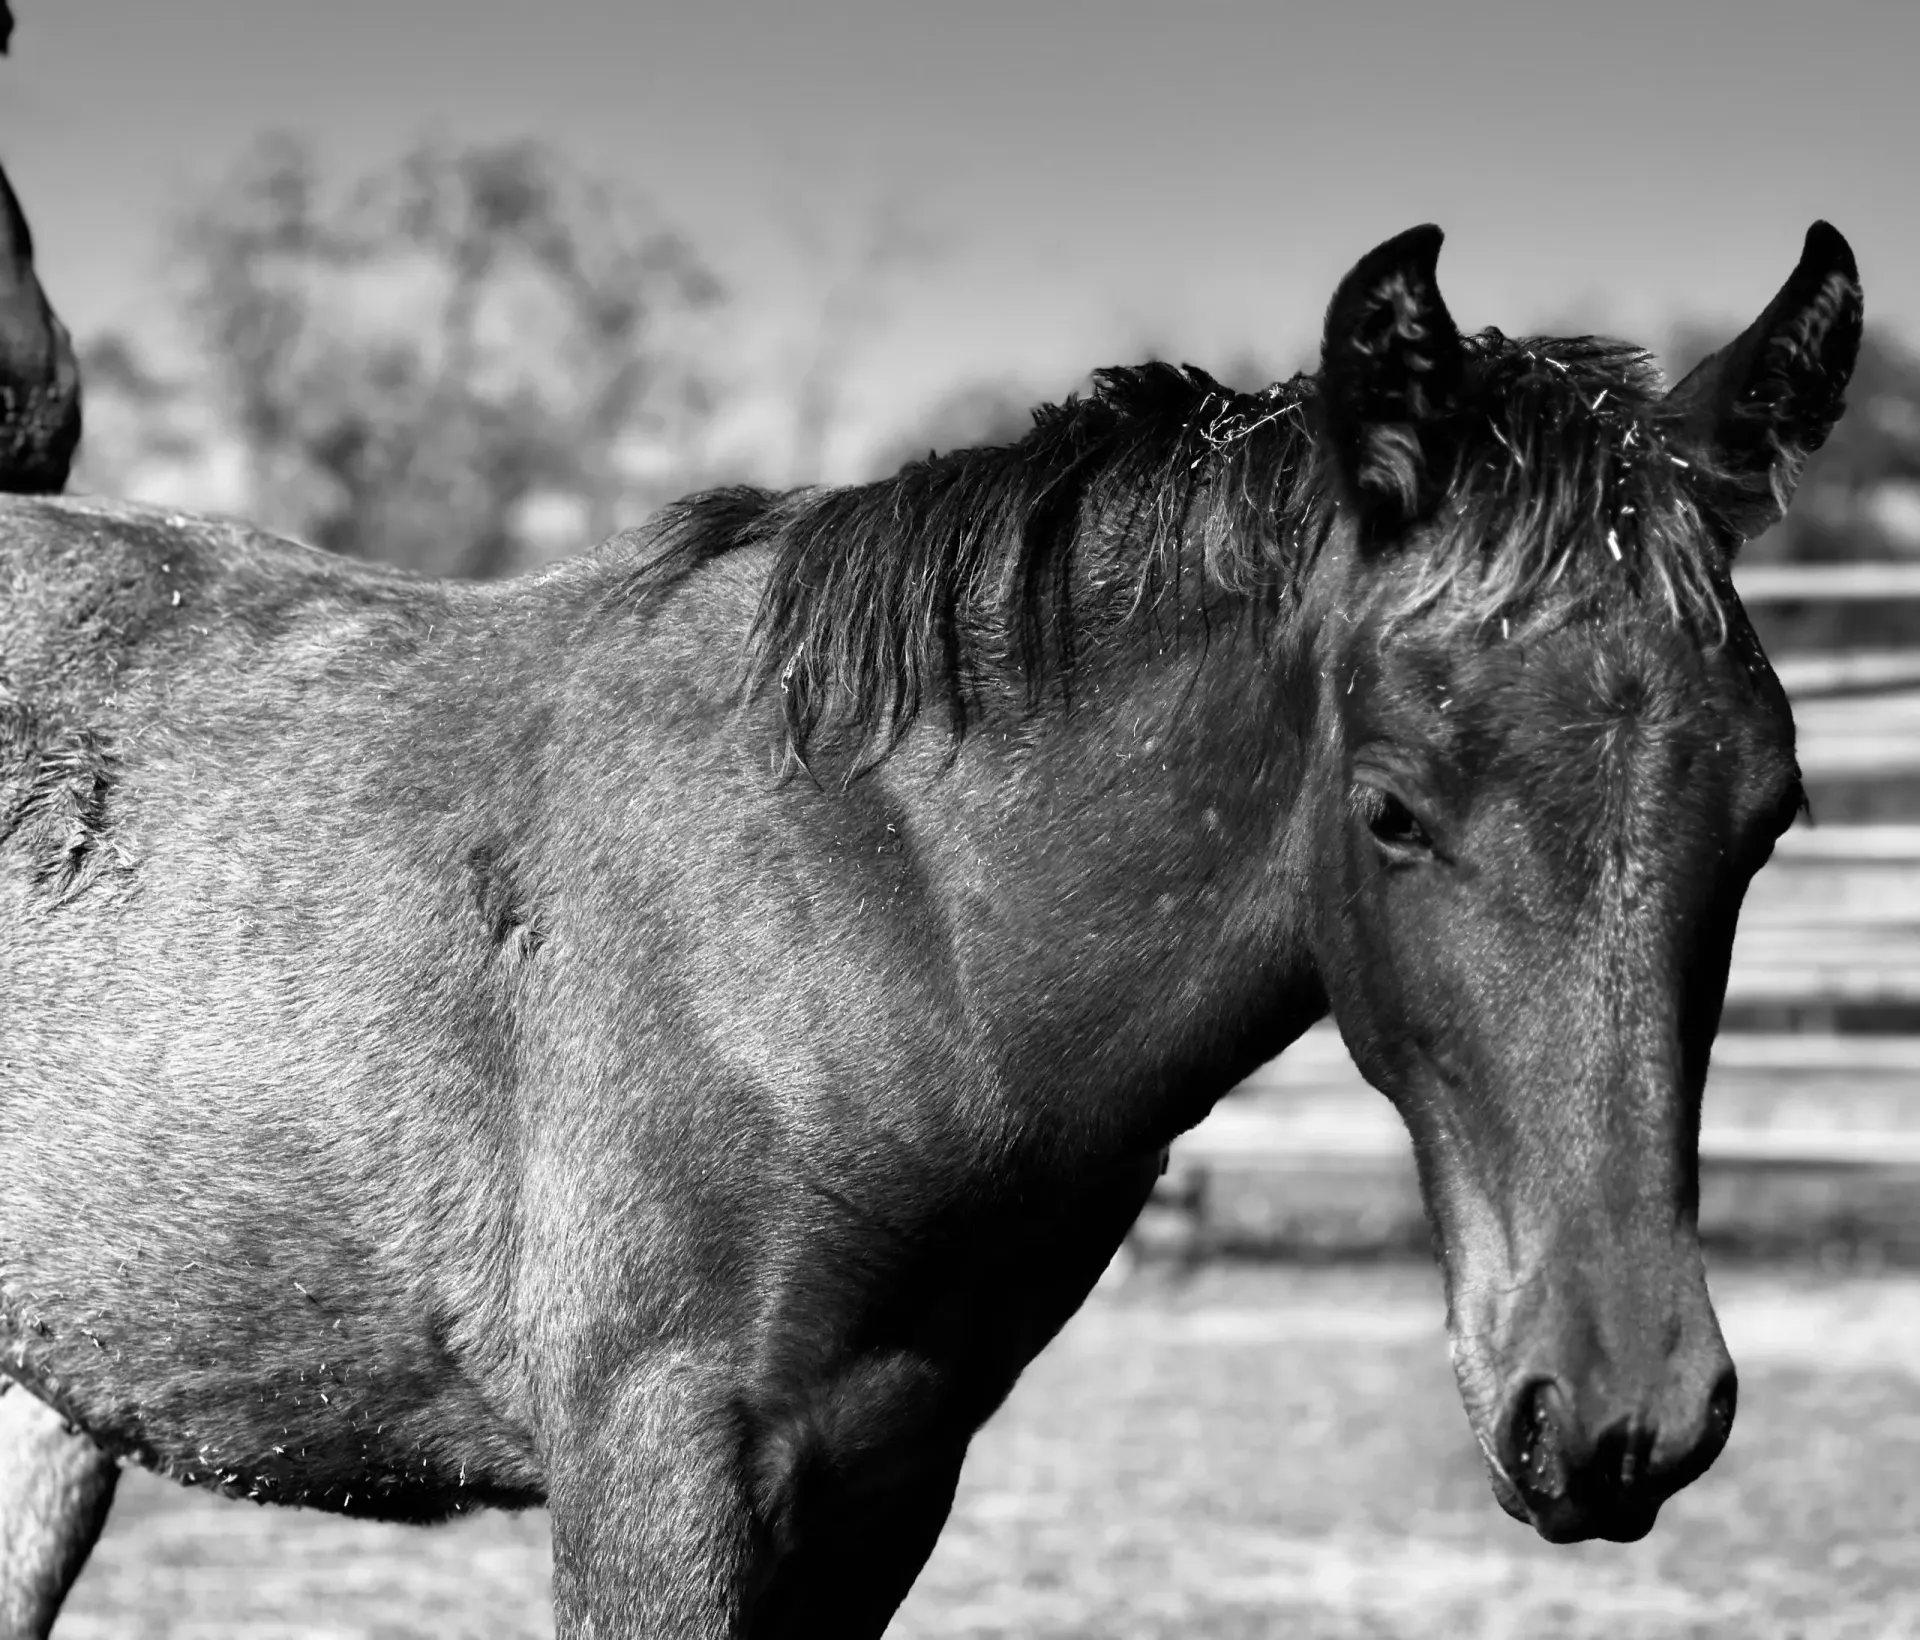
[1319,223,1465,525]
[1662,222,1863,541]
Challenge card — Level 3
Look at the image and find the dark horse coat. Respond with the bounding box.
[1,219,1862,1638]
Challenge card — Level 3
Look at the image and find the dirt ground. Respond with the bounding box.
[49,1263,1920,1639]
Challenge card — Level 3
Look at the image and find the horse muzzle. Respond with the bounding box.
[1482,1357,1737,1542]
[1446,1229,1738,1543]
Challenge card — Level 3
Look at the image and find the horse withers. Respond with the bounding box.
[0,218,1860,1636]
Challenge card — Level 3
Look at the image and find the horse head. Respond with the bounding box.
[1300,222,1859,1540]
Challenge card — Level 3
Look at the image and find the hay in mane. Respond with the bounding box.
[627,331,1734,769]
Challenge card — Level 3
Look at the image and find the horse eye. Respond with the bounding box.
[1774,781,1811,836]
[1360,788,1434,856]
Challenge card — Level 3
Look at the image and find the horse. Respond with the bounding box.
[0,162,79,498]
[0,216,1860,1638]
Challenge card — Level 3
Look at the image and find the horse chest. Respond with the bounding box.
[738,1154,1161,1518]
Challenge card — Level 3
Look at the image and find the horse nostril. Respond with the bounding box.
[1504,1376,1572,1505]
[1706,1367,1738,1452]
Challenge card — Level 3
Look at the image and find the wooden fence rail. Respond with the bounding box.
[1735,563,1920,603]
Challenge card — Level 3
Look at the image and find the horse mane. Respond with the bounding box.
[626,332,1731,772]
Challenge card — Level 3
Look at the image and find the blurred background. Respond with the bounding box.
[7,2,1920,1637]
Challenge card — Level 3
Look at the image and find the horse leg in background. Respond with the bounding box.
[746,1454,967,1640]
[0,1388,118,1640]
[0,159,83,498]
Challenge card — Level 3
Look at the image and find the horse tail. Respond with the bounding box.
[0,158,81,496]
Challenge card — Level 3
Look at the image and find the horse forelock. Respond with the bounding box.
[622,333,1738,770]
[1373,335,1734,647]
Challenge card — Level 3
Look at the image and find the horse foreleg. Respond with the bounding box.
[0,1389,118,1640]
[546,1371,763,1640]
[746,1450,967,1640]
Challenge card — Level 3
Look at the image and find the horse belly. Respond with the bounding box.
[0,1002,541,1519]
[0,1185,543,1518]
[0,762,548,1511]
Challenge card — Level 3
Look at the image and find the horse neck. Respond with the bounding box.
[881,617,1327,1148]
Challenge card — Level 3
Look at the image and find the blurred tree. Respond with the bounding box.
[64,331,209,506]
[859,377,1042,479]
[142,133,725,577]
[778,193,936,485]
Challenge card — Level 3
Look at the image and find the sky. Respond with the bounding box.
[2,0,1916,477]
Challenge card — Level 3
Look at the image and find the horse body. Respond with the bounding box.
[0,215,1864,1637]
[1,494,1266,1629]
